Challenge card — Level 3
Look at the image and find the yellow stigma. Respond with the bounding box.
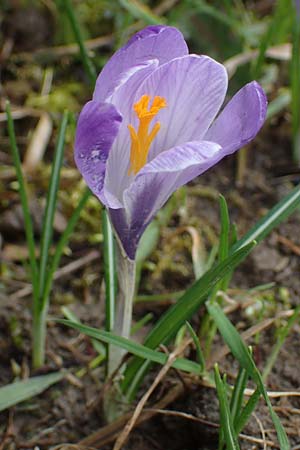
[128,94,167,175]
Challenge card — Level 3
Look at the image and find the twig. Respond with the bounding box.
[9,250,100,300]
[11,34,113,62]
[113,339,191,450]
[253,412,268,450]
[276,234,300,256]
[11,0,179,63]
[224,43,291,78]
[78,383,185,447]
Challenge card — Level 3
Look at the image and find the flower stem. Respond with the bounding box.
[108,240,136,375]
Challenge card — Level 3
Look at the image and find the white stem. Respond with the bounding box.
[108,240,136,375]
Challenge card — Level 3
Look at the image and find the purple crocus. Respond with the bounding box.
[75,25,267,261]
[294,0,300,18]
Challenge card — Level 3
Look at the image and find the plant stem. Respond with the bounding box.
[32,306,48,369]
[102,210,117,374]
[108,240,136,374]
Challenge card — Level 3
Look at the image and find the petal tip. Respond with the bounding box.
[251,80,268,122]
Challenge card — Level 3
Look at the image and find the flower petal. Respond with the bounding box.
[74,100,122,205]
[204,81,267,153]
[103,55,228,206]
[109,140,221,259]
[136,55,228,160]
[94,26,188,102]
[294,0,300,17]
[103,60,159,207]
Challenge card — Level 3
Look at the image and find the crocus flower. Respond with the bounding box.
[75,25,267,260]
[294,0,300,18]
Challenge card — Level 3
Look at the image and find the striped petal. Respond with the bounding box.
[104,55,228,206]
[94,26,188,102]
[110,140,221,259]
[74,101,122,205]
[205,81,267,154]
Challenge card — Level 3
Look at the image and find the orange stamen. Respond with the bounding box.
[128,94,167,175]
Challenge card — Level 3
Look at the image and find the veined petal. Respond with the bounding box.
[294,0,300,17]
[135,55,228,160]
[104,59,159,104]
[94,26,188,102]
[110,141,221,259]
[204,81,267,153]
[103,60,159,207]
[74,101,122,205]
[103,55,228,206]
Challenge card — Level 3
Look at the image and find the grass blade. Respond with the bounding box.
[207,302,290,450]
[291,3,300,163]
[252,0,290,79]
[186,321,205,372]
[39,111,68,306]
[56,0,97,84]
[214,364,240,450]
[57,319,202,375]
[234,388,261,434]
[6,101,39,301]
[203,195,231,356]
[123,241,256,400]
[43,187,91,303]
[218,194,230,262]
[131,313,154,335]
[230,366,249,424]
[102,210,117,371]
[32,112,68,368]
[266,90,291,120]
[232,184,300,252]
[122,184,299,400]
[102,210,117,334]
[262,306,300,382]
[119,0,163,24]
[0,372,64,412]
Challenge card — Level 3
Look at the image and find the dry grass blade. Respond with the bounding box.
[253,412,268,450]
[113,339,192,450]
[0,107,42,122]
[239,433,278,448]
[276,234,300,256]
[224,43,292,78]
[12,34,113,61]
[78,383,185,447]
[244,389,300,399]
[23,113,53,172]
[9,250,100,300]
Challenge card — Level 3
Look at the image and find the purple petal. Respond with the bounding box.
[102,60,159,207]
[110,141,221,259]
[74,101,122,204]
[94,26,188,102]
[136,55,228,160]
[294,0,300,18]
[204,81,267,154]
[124,25,170,48]
[103,55,228,206]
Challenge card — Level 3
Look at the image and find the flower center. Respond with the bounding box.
[128,94,167,175]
